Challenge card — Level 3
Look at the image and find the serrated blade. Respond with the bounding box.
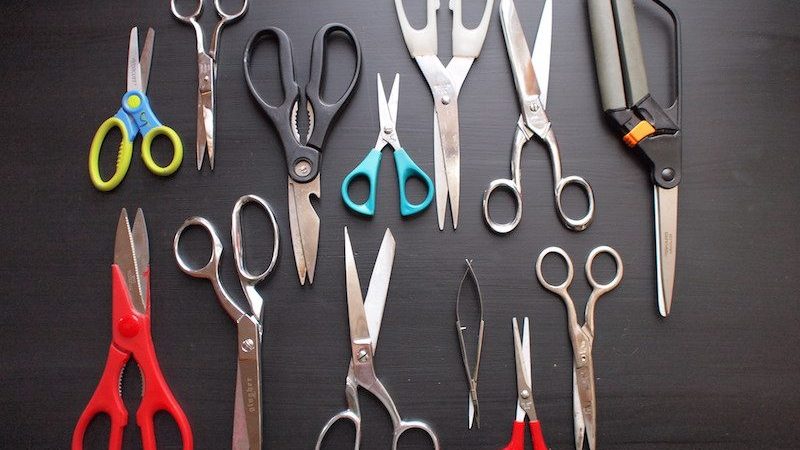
[113,209,145,315]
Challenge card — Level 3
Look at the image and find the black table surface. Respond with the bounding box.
[2,0,799,449]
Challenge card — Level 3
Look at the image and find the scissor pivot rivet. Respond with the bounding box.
[441,95,450,105]
[521,389,530,399]
[383,126,393,134]
[529,102,538,112]
[357,349,368,362]
[294,161,312,177]
[241,338,256,352]
[661,168,675,182]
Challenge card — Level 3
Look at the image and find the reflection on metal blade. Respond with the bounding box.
[654,186,678,317]
[288,176,320,285]
[363,229,395,354]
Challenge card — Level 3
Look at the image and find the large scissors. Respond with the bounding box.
[483,0,595,233]
[395,0,494,230]
[88,27,183,191]
[587,0,682,316]
[535,246,623,450]
[244,24,361,285]
[171,0,248,170]
[316,228,440,450]
[174,194,279,450]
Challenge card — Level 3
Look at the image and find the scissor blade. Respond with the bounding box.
[344,228,371,346]
[288,176,320,285]
[654,186,678,317]
[388,73,400,123]
[377,74,392,130]
[511,318,531,422]
[572,367,585,450]
[499,0,542,100]
[232,356,262,450]
[363,229,395,354]
[574,362,597,450]
[131,209,149,313]
[139,28,155,94]
[201,90,215,170]
[127,27,142,92]
[114,209,145,315]
[433,113,447,230]
[432,108,460,230]
[531,0,552,107]
[468,395,475,429]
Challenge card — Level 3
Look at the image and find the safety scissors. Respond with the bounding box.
[171,0,248,170]
[316,228,440,450]
[88,27,183,191]
[341,73,434,217]
[174,194,279,450]
[587,0,681,316]
[483,0,595,233]
[535,246,623,450]
[73,209,192,450]
[244,24,361,285]
[395,0,494,230]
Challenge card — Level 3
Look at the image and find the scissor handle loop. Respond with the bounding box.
[554,175,595,231]
[394,0,438,57]
[141,126,184,176]
[231,194,280,283]
[482,178,523,234]
[394,420,441,450]
[315,409,361,450]
[89,116,133,191]
[174,216,222,279]
[585,245,623,294]
[170,0,203,22]
[214,0,248,21]
[535,246,574,294]
[452,0,494,58]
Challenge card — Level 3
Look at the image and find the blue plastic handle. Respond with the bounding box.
[342,148,382,216]
[393,148,433,216]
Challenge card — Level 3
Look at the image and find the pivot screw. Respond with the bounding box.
[661,168,675,182]
[441,95,450,105]
[357,349,368,362]
[383,126,393,134]
[529,102,539,112]
[241,338,255,353]
[521,389,530,399]
[294,161,312,177]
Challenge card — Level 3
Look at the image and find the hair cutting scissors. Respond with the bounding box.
[587,0,681,316]
[244,24,361,285]
[73,209,192,450]
[316,228,440,450]
[88,27,183,191]
[341,73,434,217]
[171,0,248,170]
[483,0,595,233]
[174,194,279,450]
[535,246,623,450]
[456,259,484,429]
[395,0,494,230]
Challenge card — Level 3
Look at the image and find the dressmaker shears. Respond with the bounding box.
[174,194,279,450]
[73,209,192,450]
[587,0,681,316]
[171,0,248,170]
[244,24,361,285]
[536,246,623,450]
[341,73,434,217]
[483,0,595,233]
[395,0,494,230]
[316,228,440,450]
[88,27,183,191]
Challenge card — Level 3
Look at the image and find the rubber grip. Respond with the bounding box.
[587,0,627,111]
[530,420,548,450]
[88,116,133,191]
[141,125,183,176]
[502,420,525,450]
[613,0,650,105]
[394,148,434,216]
[341,148,381,216]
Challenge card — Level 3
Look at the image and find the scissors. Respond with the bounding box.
[395,0,494,230]
[244,24,361,285]
[88,27,183,191]
[535,246,623,450]
[501,317,547,450]
[174,194,279,450]
[483,0,595,233]
[171,0,248,170]
[587,0,681,316]
[316,228,440,450]
[73,209,192,450]
[455,259,484,429]
[341,73,434,217]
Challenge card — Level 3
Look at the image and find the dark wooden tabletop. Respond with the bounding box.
[2,0,799,449]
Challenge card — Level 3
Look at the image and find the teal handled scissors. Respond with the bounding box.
[88,27,183,191]
[341,73,434,217]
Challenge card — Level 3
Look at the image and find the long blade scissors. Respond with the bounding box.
[174,195,279,450]
[171,0,248,170]
[395,0,494,230]
[535,246,623,450]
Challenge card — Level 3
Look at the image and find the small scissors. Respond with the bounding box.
[535,246,623,450]
[88,27,183,191]
[174,195,279,450]
[171,0,248,170]
[395,0,494,230]
[341,73,434,217]
[316,228,440,450]
[455,259,484,429]
[244,24,361,285]
[483,0,595,233]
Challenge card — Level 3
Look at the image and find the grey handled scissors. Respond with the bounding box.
[316,228,440,450]
[171,0,248,170]
[535,246,622,450]
[483,0,595,233]
[174,194,279,450]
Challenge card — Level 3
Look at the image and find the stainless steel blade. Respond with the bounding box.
[344,228,371,346]
[287,176,320,285]
[531,0,552,108]
[572,367,585,450]
[575,362,596,450]
[131,208,149,314]
[113,209,144,315]
[377,74,392,130]
[655,186,678,317]
[127,27,142,92]
[139,28,155,94]
[388,73,400,123]
[232,316,262,450]
[363,229,396,354]
[499,0,542,101]
[512,318,532,421]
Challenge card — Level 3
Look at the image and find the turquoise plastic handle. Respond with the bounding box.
[341,148,382,216]
[393,148,433,216]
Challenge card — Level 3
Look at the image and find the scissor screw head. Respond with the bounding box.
[357,349,368,362]
[383,126,393,134]
[529,102,539,112]
[441,95,450,105]
[661,168,675,182]
[241,338,256,353]
[521,389,530,399]
[294,161,312,177]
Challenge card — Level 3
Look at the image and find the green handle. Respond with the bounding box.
[141,125,183,176]
[88,117,133,191]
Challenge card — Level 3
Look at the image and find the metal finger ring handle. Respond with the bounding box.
[483,178,523,234]
[173,216,222,279]
[535,246,574,293]
[555,175,595,231]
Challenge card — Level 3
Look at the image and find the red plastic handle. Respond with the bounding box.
[502,420,525,450]
[529,420,548,450]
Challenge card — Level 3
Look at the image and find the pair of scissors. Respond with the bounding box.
[587,0,682,316]
[171,0,248,170]
[174,194,279,450]
[483,0,595,233]
[501,317,547,450]
[73,209,192,450]
[88,27,183,191]
[455,259,484,429]
[316,228,440,450]
[395,0,494,230]
[535,246,623,450]
[341,73,434,217]
[244,24,361,285]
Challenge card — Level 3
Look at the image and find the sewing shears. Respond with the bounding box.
[341,73,434,217]
[171,0,248,170]
[587,0,681,316]
[483,0,595,233]
[244,24,361,285]
[88,27,183,191]
[316,228,440,450]
[536,246,623,450]
[174,194,279,450]
[395,0,494,230]
[455,259,484,429]
[73,209,193,450]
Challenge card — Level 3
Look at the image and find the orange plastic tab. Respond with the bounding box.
[623,120,656,147]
